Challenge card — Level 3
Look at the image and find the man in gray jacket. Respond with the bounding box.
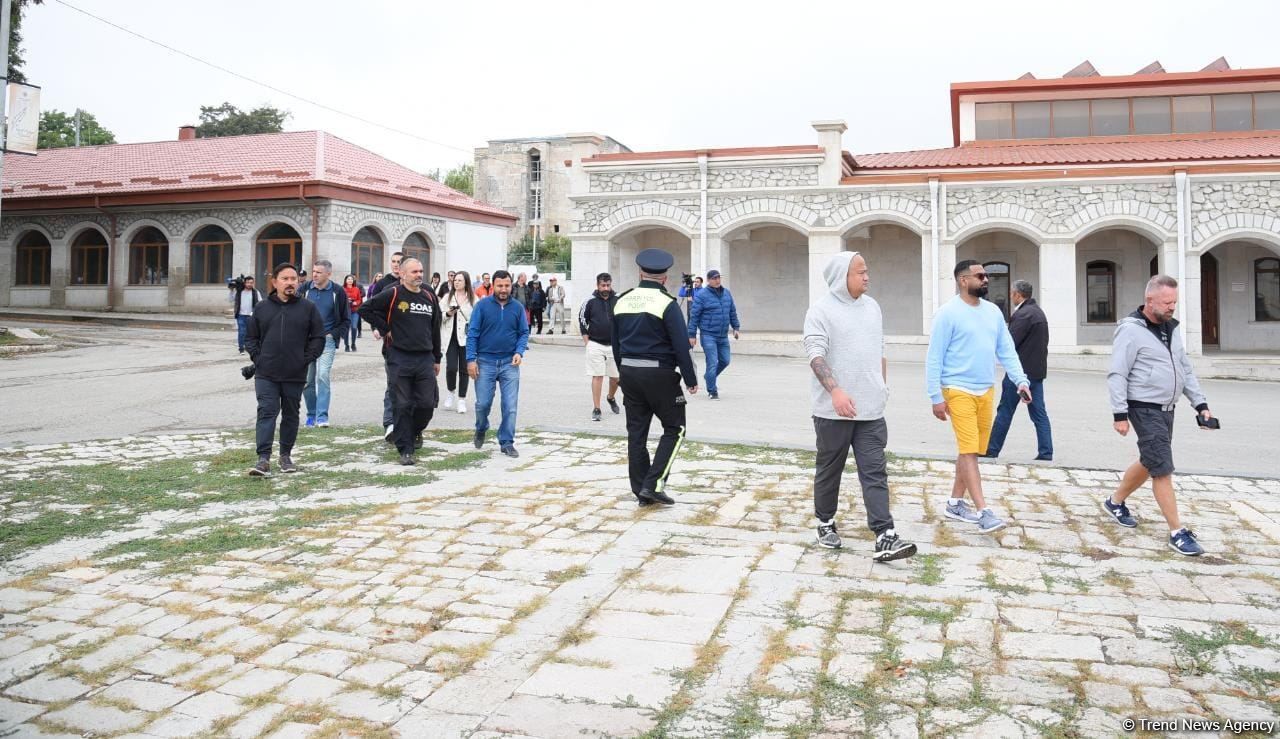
[1104,274,1216,556]
[803,252,916,562]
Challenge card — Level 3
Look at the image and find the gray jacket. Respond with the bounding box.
[1107,308,1208,420]
[803,251,888,421]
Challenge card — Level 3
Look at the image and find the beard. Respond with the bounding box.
[968,285,989,298]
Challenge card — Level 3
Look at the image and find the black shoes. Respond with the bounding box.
[474,430,485,449]
[249,456,271,477]
[708,392,719,400]
[500,444,519,458]
[279,455,298,474]
[592,408,602,422]
[607,397,620,414]
[873,530,917,562]
[637,488,675,505]
[398,453,416,466]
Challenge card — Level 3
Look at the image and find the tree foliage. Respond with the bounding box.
[195,103,289,138]
[8,0,43,85]
[444,163,474,196]
[38,109,117,149]
[508,233,572,273]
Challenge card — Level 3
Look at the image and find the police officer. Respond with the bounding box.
[612,248,699,505]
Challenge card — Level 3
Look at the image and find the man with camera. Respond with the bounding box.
[228,275,261,354]
[1104,275,1217,556]
[244,263,326,477]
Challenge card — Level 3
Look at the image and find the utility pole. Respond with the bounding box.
[0,0,13,230]
[75,108,81,146]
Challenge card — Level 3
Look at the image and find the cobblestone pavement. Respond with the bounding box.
[1,429,1278,738]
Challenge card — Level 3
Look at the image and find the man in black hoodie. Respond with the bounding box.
[579,272,620,421]
[245,263,326,477]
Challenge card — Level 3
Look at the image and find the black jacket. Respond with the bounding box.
[360,284,443,362]
[371,273,400,297]
[579,290,618,345]
[1008,298,1049,381]
[611,280,698,388]
[245,293,326,382]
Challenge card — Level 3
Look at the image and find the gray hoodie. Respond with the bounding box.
[1107,307,1208,419]
[803,251,888,421]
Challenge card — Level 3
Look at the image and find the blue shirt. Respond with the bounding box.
[466,296,530,362]
[304,280,342,333]
[925,295,1028,404]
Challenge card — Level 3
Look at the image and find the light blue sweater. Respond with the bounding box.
[925,295,1028,404]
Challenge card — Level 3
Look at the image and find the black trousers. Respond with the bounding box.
[813,417,893,534]
[530,308,544,334]
[445,333,469,398]
[255,377,304,457]
[619,365,687,496]
[392,349,438,454]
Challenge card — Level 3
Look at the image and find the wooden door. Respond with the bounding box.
[1200,253,1219,345]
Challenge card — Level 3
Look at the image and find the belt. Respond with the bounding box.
[620,358,660,368]
[1128,400,1177,412]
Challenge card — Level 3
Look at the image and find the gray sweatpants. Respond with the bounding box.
[813,416,893,534]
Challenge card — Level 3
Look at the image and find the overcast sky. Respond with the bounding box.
[24,0,1280,174]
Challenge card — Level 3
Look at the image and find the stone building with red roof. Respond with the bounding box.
[563,60,1280,356]
[0,128,515,312]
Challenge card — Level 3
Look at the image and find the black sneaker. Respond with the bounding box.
[248,456,271,477]
[398,453,416,466]
[1169,528,1204,556]
[592,408,602,422]
[383,424,395,444]
[637,488,674,505]
[279,455,298,474]
[607,397,620,414]
[474,430,485,449]
[500,444,519,458]
[873,531,917,562]
[708,391,720,400]
[816,521,841,549]
[414,433,423,450]
[1101,496,1138,528]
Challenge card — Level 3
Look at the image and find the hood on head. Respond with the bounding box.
[822,251,859,302]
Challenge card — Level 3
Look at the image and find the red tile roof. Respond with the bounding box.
[850,131,1280,171]
[3,131,513,221]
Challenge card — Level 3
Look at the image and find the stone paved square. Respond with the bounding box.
[1,427,1278,737]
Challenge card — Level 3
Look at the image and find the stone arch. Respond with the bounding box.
[1065,210,1175,245]
[599,202,699,238]
[9,223,55,244]
[179,216,239,243]
[716,211,813,239]
[248,214,309,244]
[346,220,390,245]
[120,218,174,245]
[1193,214,1280,254]
[951,216,1050,246]
[1196,228,1280,258]
[66,222,111,244]
[604,215,696,241]
[835,208,928,238]
[950,203,1051,243]
[401,227,436,248]
[709,199,819,233]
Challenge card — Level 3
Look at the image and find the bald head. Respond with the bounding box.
[847,253,869,299]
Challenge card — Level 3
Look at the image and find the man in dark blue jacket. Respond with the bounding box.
[467,270,530,457]
[687,269,740,399]
[245,263,325,477]
[984,280,1053,461]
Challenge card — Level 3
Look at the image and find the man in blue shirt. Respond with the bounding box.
[299,260,350,428]
[467,270,530,457]
[687,269,740,400]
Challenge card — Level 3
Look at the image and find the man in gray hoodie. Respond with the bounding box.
[1104,274,1216,556]
[803,252,917,562]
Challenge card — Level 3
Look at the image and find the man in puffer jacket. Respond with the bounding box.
[687,269,740,399]
[1103,274,1216,557]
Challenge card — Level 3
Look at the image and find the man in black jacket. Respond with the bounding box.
[579,272,621,422]
[360,257,443,466]
[245,263,326,477]
[371,251,405,440]
[984,279,1053,460]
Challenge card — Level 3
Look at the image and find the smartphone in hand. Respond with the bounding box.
[1018,387,1032,403]
[1195,414,1221,430]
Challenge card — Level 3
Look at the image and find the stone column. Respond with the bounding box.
[1039,240,1078,350]
[109,230,127,310]
[808,231,842,307]
[811,120,847,187]
[1182,249,1203,356]
[233,234,254,286]
[50,236,69,309]
[919,231,933,335]
[935,241,958,321]
[0,232,13,307]
[704,234,725,281]
[167,238,189,308]
[571,238,610,309]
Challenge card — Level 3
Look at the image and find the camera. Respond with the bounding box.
[681,272,695,290]
[240,364,256,380]
[227,274,250,291]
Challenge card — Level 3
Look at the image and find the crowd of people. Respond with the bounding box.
[240,246,1219,561]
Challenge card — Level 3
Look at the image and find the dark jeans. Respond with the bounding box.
[392,349,438,454]
[813,417,893,533]
[530,308,544,334]
[986,377,1053,459]
[445,333,469,398]
[236,315,250,351]
[345,321,359,350]
[700,334,732,394]
[619,366,686,495]
[255,378,304,457]
[473,357,520,446]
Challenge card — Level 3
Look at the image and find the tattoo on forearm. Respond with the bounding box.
[810,357,840,393]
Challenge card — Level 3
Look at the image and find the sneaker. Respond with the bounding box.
[500,444,520,458]
[474,430,485,449]
[592,408,602,422]
[317,420,329,428]
[248,456,271,477]
[398,453,416,466]
[457,399,466,414]
[238,348,245,354]
[384,424,395,443]
[976,509,1007,534]
[1101,497,1138,528]
[443,392,455,410]
[305,418,316,428]
[708,391,720,400]
[816,520,842,549]
[943,498,981,523]
[414,433,423,450]
[1169,528,1204,556]
[607,396,620,414]
[873,530,917,562]
[278,455,297,474]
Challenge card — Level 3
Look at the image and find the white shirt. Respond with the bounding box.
[238,290,256,316]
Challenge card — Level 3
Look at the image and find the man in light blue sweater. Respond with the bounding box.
[804,252,916,562]
[926,260,1031,534]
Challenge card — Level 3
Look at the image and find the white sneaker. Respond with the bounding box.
[442,392,455,410]
[457,399,467,414]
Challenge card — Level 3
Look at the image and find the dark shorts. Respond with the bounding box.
[1129,405,1175,477]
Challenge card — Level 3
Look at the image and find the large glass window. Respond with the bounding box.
[15,231,51,286]
[1213,94,1253,132]
[403,232,430,273]
[975,103,1013,139]
[255,223,303,289]
[1173,96,1212,133]
[128,227,169,286]
[1051,100,1090,137]
[71,230,109,286]
[1091,99,1130,136]
[1256,92,1280,130]
[190,225,234,285]
[1257,257,1280,322]
[1013,101,1050,139]
[350,226,384,286]
[1086,261,1117,323]
[984,262,1011,318]
[1133,97,1172,135]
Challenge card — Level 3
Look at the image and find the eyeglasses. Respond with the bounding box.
[969,273,990,281]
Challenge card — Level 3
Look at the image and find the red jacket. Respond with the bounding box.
[344,284,363,309]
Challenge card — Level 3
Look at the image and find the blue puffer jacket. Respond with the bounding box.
[688,285,740,338]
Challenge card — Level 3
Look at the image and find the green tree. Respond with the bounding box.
[423,167,443,182]
[37,109,116,149]
[195,103,289,138]
[8,0,44,85]
[508,234,572,274]
[444,163,474,196]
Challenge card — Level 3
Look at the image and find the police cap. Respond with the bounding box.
[635,248,675,275]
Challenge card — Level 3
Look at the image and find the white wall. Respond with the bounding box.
[445,221,508,278]
[725,225,808,332]
[846,224,925,335]
[122,287,170,310]
[65,288,108,308]
[1209,241,1280,351]
[7,288,50,308]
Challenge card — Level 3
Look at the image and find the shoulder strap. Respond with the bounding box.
[385,286,399,327]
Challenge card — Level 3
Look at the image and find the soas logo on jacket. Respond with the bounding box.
[397,301,410,313]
